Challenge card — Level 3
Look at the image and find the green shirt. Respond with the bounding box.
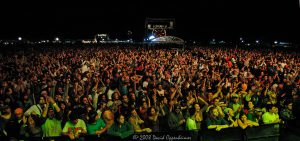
[262,112,279,124]
[186,117,197,131]
[87,118,106,135]
[107,121,134,139]
[42,118,62,137]
[247,109,255,122]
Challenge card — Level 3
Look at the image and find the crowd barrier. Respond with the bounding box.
[245,124,279,141]
[2,124,299,141]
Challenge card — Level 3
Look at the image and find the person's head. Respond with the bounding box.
[248,101,254,110]
[88,111,100,124]
[5,87,13,95]
[15,108,23,120]
[117,113,125,125]
[88,104,95,112]
[232,94,239,103]
[113,92,119,101]
[23,93,29,100]
[2,105,11,114]
[142,101,148,109]
[98,102,107,111]
[105,78,110,85]
[254,108,263,116]
[48,107,55,119]
[39,96,46,105]
[213,98,220,105]
[101,94,107,102]
[210,107,219,118]
[4,96,11,105]
[224,108,234,117]
[41,90,48,98]
[122,95,129,103]
[82,96,89,105]
[55,93,63,102]
[162,97,168,104]
[266,104,277,114]
[194,103,200,112]
[57,87,63,94]
[158,84,163,90]
[69,112,79,124]
[131,108,138,117]
[1,81,8,87]
[149,107,156,116]
[130,92,136,100]
[286,101,293,111]
[74,95,80,103]
[278,84,284,89]
[60,101,67,110]
[208,92,214,100]
[174,104,181,114]
[239,113,248,123]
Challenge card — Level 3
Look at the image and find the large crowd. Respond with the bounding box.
[0,45,299,140]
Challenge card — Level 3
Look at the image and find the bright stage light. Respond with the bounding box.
[148,35,155,40]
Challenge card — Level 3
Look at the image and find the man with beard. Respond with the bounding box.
[41,96,62,138]
[168,104,186,131]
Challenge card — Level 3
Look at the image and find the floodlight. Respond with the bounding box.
[148,35,155,40]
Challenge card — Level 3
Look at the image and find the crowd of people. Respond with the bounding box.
[0,44,299,140]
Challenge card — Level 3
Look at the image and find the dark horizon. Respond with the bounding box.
[0,1,299,43]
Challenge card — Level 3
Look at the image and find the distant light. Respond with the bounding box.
[212,39,215,42]
[256,40,259,43]
[148,35,155,40]
[55,37,59,41]
[240,37,243,41]
[18,37,22,41]
[274,41,278,44]
[241,40,244,43]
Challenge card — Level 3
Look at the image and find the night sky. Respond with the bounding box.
[0,0,299,42]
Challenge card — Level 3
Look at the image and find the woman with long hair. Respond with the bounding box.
[237,112,259,129]
[147,107,160,132]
